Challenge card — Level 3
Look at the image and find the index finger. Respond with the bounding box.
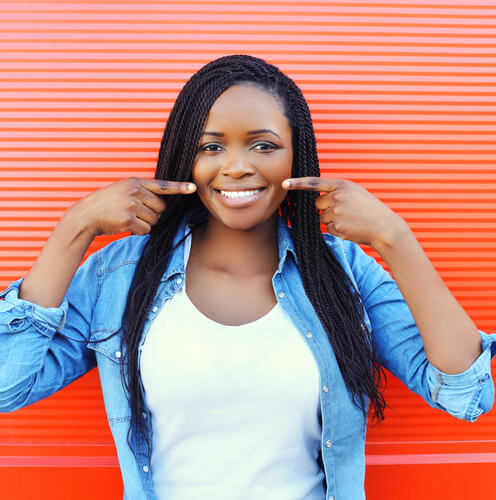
[141,179,197,195]
[282,177,340,192]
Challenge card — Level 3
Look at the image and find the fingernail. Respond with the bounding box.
[186,183,196,192]
[282,180,291,189]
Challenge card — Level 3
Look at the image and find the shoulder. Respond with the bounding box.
[321,233,393,296]
[89,234,150,274]
[322,232,369,268]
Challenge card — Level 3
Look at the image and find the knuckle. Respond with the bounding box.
[125,184,141,198]
[126,176,140,187]
[128,200,138,210]
[308,178,321,189]
[121,214,134,228]
[316,194,330,208]
[320,209,333,224]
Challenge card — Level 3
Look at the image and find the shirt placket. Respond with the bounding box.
[272,268,337,500]
[135,272,186,498]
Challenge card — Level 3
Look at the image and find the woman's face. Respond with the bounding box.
[193,83,293,231]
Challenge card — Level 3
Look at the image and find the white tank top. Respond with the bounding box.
[140,235,325,500]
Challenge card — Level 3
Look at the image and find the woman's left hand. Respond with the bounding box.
[283,176,482,374]
[282,177,409,249]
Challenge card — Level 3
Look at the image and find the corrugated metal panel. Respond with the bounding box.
[0,1,495,498]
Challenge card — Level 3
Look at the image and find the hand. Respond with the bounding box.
[71,177,196,237]
[282,177,408,249]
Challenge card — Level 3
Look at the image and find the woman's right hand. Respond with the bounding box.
[71,178,197,237]
[18,178,196,308]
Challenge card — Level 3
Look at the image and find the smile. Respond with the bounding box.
[219,189,262,199]
[214,187,266,208]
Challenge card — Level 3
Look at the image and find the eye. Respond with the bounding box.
[198,143,223,152]
[252,142,278,151]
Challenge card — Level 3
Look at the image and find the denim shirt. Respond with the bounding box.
[0,213,495,500]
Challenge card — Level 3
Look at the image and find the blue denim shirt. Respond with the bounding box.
[1,213,495,500]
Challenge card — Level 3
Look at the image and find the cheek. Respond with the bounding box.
[273,150,293,180]
[192,161,215,209]
[192,160,210,189]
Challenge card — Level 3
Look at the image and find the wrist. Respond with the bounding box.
[371,215,412,255]
[59,200,99,244]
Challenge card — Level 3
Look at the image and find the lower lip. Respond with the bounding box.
[214,189,266,208]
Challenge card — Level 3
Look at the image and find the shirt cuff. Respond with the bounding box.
[0,278,68,335]
[427,331,495,422]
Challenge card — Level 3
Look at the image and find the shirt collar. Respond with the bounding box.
[276,214,298,269]
[162,208,298,282]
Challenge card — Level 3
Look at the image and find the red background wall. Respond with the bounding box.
[0,1,495,498]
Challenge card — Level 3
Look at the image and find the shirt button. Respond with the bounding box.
[306,332,312,339]
[329,497,335,500]
[115,351,122,359]
[142,465,149,473]
[278,292,286,298]
[323,385,329,392]
[152,306,158,313]
[325,440,332,448]
[176,278,183,285]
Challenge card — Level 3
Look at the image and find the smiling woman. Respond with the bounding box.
[0,55,495,500]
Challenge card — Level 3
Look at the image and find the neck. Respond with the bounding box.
[191,214,280,277]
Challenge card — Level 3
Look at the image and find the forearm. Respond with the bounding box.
[19,206,96,309]
[373,218,482,374]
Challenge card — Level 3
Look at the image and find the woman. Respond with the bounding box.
[0,55,494,500]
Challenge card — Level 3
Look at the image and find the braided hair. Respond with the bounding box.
[119,54,386,462]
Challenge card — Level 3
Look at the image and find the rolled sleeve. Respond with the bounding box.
[0,250,100,412]
[0,278,68,336]
[427,331,496,422]
[334,237,496,422]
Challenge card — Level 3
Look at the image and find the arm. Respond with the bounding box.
[0,253,99,411]
[338,238,495,421]
[283,177,483,375]
[20,178,193,308]
[19,208,96,308]
[372,222,481,374]
[1,178,195,411]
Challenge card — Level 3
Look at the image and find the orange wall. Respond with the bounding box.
[0,1,495,498]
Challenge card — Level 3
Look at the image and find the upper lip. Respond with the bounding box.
[214,186,266,191]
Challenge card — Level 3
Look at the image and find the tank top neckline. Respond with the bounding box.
[182,229,280,329]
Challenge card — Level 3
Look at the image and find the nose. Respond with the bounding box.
[221,150,255,179]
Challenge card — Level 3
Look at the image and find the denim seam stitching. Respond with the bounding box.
[280,273,337,494]
[100,259,139,275]
[464,375,489,421]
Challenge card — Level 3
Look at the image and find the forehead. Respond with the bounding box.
[204,83,290,132]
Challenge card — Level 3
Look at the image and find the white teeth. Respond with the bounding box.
[219,189,261,199]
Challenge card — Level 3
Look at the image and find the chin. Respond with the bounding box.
[215,211,275,232]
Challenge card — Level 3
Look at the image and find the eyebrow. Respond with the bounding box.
[202,129,281,139]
